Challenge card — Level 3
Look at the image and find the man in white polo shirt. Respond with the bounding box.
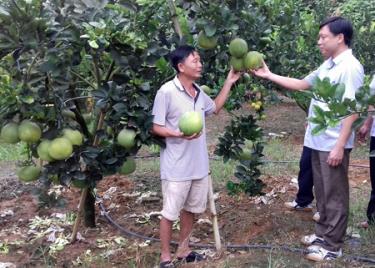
[252,16,364,261]
[152,45,241,268]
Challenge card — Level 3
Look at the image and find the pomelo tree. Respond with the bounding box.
[0,0,175,239]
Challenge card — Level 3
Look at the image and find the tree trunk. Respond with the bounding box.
[84,188,96,227]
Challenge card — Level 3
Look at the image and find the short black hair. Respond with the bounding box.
[319,16,353,46]
[169,45,196,73]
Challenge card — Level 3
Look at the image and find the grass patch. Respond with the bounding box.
[261,138,300,177]
[0,142,26,161]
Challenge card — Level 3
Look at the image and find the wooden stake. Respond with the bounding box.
[70,187,88,242]
[208,174,222,251]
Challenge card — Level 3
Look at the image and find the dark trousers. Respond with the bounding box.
[295,146,314,206]
[368,137,375,224]
[312,149,350,251]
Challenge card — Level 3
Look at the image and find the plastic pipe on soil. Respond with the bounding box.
[98,200,375,264]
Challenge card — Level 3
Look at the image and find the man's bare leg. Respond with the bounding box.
[160,216,173,262]
[176,209,194,257]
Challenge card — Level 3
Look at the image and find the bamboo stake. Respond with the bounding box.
[208,174,222,251]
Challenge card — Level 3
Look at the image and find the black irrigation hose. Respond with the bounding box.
[98,201,375,264]
[135,155,371,168]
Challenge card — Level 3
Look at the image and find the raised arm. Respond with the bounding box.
[213,68,241,114]
[251,60,310,91]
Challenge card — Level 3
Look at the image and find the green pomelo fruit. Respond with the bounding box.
[244,139,254,148]
[18,120,42,143]
[243,72,251,82]
[200,85,212,94]
[63,128,83,146]
[230,57,245,72]
[229,38,248,58]
[61,109,76,119]
[1,122,19,144]
[197,31,218,50]
[48,137,73,160]
[37,140,54,162]
[119,158,136,175]
[17,165,41,182]
[238,148,252,160]
[244,51,263,70]
[117,129,136,149]
[178,111,203,136]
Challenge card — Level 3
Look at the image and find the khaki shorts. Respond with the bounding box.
[161,176,209,221]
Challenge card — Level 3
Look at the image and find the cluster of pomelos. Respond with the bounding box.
[0,120,137,184]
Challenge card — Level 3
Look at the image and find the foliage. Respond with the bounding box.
[1,0,375,201]
[0,0,174,189]
[215,114,264,195]
[304,77,374,135]
[337,0,375,73]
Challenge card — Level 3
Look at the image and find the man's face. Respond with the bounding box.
[317,25,343,59]
[178,51,202,80]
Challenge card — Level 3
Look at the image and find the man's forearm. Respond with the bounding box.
[213,80,233,114]
[267,73,310,91]
[335,114,359,148]
[152,124,181,138]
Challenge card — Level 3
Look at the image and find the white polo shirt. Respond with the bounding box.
[152,76,216,181]
[369,76,375,137]
[303,49,364,151]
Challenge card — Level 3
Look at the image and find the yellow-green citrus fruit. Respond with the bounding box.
[63,128,83,146]
[48,137,73,160]
[230,57,245,72]
[244,51,263,70]
[1,122,19,144]
[119,158,136,175]
[17,165,41,182]
[200,85,212,95]
[18,120,42,143]
[229,38,248,58]
[178,111,203,136]
[243,72,251,82]
[238,148,252,160]
[37,140,54,162]
[106,126,114,136]
[61,109,76,119]
[117,129,136,149]
[197,31,218,50]
[244,139,253,148]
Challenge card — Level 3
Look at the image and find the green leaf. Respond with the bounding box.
[204,23,216,37]
[334,83,345,100]
[88,40,99,49]
[311,124,327,135]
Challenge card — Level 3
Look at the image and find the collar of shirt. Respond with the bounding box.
[172,76,201,102]
[325,49,353,69]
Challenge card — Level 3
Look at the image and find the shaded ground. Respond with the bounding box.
[0,100,374,267]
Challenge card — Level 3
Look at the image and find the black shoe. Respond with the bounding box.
[159,261,175,268]
[177,251,205,263]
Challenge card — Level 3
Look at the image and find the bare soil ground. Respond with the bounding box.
[0,101,374,267]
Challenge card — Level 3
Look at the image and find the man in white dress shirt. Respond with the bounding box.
[252,16,364,261]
